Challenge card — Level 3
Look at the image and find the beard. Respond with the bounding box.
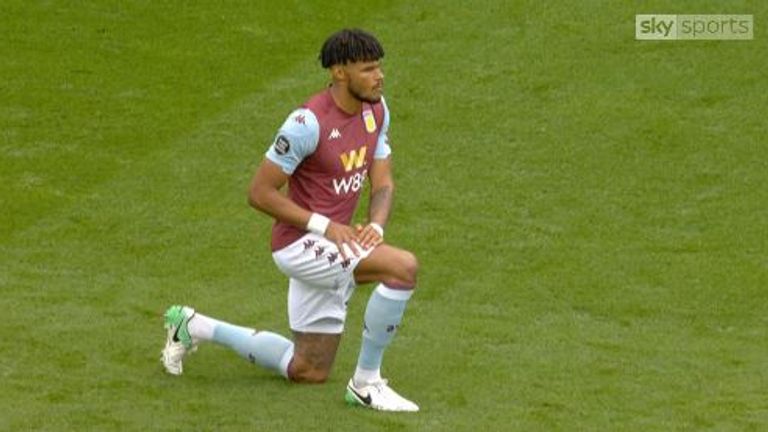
[349,82,381,104]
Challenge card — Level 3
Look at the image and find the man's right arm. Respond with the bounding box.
[249,108,319,229]
[248,158,313,229]
[249,159,365,257]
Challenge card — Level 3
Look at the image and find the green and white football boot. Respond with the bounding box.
[161,305,198,375]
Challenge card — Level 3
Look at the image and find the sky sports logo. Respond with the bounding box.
[636,15,753,40]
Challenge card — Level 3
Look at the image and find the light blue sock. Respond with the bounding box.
[213,323,294,377]
[356,284,414,375]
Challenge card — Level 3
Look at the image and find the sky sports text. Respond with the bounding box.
[636,15,753,40]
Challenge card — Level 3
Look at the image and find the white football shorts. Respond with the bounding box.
[271,233,374,334]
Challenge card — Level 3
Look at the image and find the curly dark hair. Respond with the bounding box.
[319,28,384,68]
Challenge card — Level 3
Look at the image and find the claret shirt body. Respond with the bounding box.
[265,89,391,251]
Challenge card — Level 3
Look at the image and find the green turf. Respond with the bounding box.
[2,1,767,430]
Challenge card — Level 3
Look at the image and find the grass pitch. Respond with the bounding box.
[2,1,767,430]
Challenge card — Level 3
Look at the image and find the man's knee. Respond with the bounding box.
[385,250,418,289]
[288,332,340,384]
[287,359,330,384]
[401,251,419,287]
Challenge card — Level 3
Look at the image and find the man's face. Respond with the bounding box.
[342,60,384,103]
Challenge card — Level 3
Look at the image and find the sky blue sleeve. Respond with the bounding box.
[374,97,392,159]
[265,108,319,174]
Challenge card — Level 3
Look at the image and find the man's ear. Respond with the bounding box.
[330,64,347,82]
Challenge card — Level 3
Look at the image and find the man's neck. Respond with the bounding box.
[329,84,362,115]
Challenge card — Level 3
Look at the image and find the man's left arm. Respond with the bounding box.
[357,157,393,249]
[369,157,394,227]
[357,97,393,249]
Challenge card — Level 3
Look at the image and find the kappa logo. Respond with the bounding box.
[328,128,341,140]
[302,239,317,251]
[339,146,366,172]
[314,246,325,259]
[294,114,306,125]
